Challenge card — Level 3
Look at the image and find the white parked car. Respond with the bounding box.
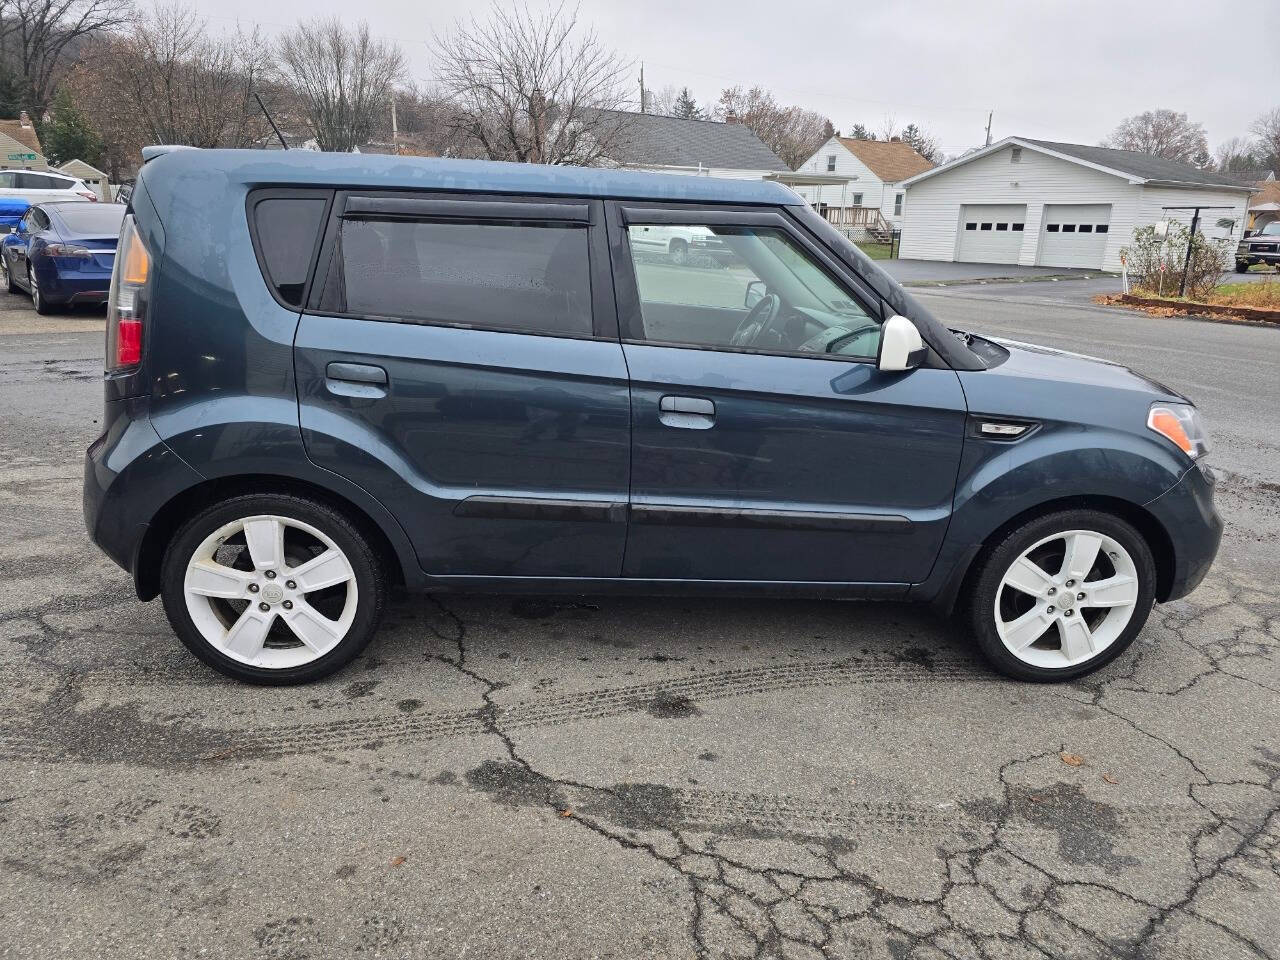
[628,224,726,264]
[0,169,97,203]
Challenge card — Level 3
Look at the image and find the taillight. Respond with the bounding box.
[45,243,91,258]
[105,214,151,374]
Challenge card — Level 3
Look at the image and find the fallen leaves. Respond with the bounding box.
[1060,752,1085,767]
[390,856,406,867]
[559,809,574,818]
[1102,773,1118,785]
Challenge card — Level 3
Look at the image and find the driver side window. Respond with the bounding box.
[623,221,881,359]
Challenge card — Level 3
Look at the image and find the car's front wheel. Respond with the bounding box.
[1236,260,1251,273]
[0,251,16,294]
[967,509,1156,681]
[160,493,386,684]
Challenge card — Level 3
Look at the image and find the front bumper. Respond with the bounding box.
[1143,459,1222,601]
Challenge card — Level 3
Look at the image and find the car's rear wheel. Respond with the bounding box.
[160,493,386,684]
[967,509,1156,681]
[668,239,688,265]
[29,265,55,314]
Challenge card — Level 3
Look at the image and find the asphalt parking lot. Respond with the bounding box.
[2,277,1278,959]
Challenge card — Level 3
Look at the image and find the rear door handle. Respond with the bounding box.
[325,362,388,399]
[659,395,715,429]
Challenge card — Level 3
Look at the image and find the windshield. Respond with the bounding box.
[1259,223,1280,237]
[52,203,126,234]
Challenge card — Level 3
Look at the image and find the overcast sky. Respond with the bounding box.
[196,0,1279,156]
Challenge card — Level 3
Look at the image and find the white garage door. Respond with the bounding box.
[1038,204,1111,269]
[957,204,1027,264]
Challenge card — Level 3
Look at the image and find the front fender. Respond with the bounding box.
[912,422,1188,608]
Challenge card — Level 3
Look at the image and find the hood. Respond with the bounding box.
[987,335,1186,402]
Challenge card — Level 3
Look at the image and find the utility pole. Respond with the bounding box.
[639,63,646,113]
[984,111,993,147]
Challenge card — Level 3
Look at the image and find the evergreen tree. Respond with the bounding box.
[849,123,874,141]
[39,87,104,167]
[673,87,701,120]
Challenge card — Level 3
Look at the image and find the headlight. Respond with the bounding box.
[1148,403,1210,460]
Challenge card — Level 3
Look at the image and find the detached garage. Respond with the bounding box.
[899,138,1254,272]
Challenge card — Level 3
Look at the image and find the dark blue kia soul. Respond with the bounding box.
[83,148,1222,684]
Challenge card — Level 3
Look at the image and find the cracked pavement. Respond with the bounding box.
[2,282,1278,958]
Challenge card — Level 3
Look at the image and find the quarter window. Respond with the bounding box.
[333,218,593,337]
[623,223,880,360]
[252,196,328,307]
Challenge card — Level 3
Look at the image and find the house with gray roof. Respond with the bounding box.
[595,109,789,181]
[898,135,1255,271]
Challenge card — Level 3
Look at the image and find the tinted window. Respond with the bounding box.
[336,218,592,337]
[29,208,49,230]
[0,172,14,188]
[624,223,879,360]
[17,173,66,190]
[52,202,125,234]
[254,197,327,307]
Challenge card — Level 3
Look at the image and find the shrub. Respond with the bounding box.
[1122,222,1232,301]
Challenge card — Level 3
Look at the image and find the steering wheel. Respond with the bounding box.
[730,293,783,348]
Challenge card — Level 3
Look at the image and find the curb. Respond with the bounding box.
[901,272,1113,288]
[1115,293,1280,325]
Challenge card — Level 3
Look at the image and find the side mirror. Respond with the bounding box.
[877,315,927,372]
[744,279,765,309]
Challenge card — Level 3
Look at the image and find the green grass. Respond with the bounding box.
[856,242,893,260]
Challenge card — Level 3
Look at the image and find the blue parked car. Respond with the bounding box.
[1,200,126,313]
[83,148,1221,684]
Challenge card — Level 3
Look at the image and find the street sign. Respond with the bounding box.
[6,152,36,162]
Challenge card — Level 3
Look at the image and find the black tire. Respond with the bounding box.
[965,509,1156,682]
[1235,260,1250,274]
[29,265,55,314]
[160,493,386,684]
[1,252,17,294]
[668,239,688,265]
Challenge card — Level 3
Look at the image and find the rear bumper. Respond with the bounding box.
[83,398,204,581]
[1143,460,1222,601]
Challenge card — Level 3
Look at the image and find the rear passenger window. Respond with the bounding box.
[252,196,328,307]
[333,219,592,337]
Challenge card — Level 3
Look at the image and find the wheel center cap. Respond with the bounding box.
[262,583,284,604]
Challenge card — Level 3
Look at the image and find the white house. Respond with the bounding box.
[898,137,1255,272]
[595,109,790,181]
[789,137,935,239]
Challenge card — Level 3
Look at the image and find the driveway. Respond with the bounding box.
[879,259,1107,285]
[2,289,1278,959]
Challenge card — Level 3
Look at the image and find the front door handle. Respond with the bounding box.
[325,362,388,399]
[659,395,715,429]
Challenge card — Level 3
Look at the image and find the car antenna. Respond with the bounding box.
[255,93,289,150]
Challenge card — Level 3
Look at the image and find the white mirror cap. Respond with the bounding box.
[878,315,927,372]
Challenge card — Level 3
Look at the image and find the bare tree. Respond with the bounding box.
[642,83,678,117]
[1103,109,1210,165]
[713,86,832,169]
[1213,135,1263,179]
[433,2,633,165]
[276,18,404,152]
[0,0,132,113]
[64,4,272,178]
[1251,107,1280,173]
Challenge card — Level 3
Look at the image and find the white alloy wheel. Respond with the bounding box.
[183,514,358,670]
[992,529,1140,670]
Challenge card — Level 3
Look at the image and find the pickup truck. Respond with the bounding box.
[1236,222,1280,272]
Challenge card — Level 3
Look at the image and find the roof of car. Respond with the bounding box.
[139,148,803,206]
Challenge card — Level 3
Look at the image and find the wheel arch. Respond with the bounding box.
[930,494,1175,616]
[134,474,412,601]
